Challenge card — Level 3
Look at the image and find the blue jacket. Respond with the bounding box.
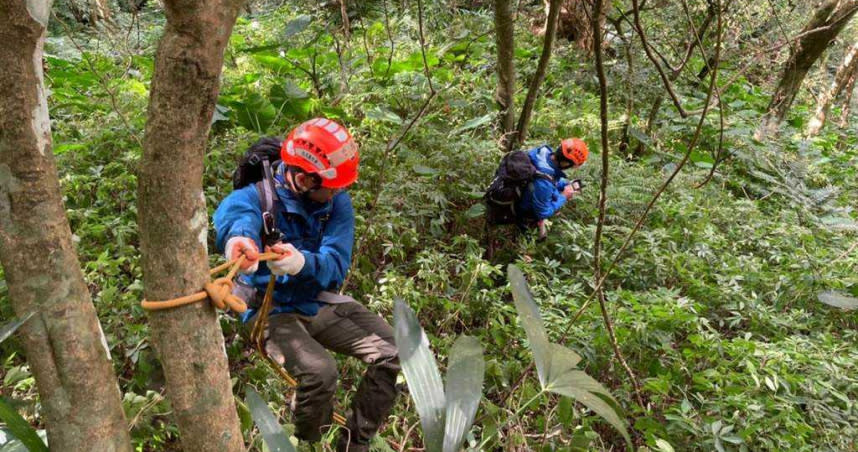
[213,172,354,320]
[515,145,569,220]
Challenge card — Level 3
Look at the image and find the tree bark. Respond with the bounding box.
[138,0,246,450]
[512,0,562,150]
[0,1,132,451]
[494,0,516,151]
[758,0,858,137]
[806,40,858,135]
[553,0,603,54]
[838,70,857,126]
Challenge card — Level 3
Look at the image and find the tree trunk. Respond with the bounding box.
[806,41,858,135]
[553,0,597,53]
[90,0,110,24]
[512,0,562,150]
[138,0,246,450]
[838,70,857,126]
[0,1,132,451]
[494,0,516,151]
[758,0,858,137]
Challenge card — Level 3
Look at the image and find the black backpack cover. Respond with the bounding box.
[484,150,552,225]
[232,136,283,190]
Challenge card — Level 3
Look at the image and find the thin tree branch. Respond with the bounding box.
[416,0,435,94]
[565,0,723,347]
[592,0,645,408]
[341,0,438,292]
[54,13,143,149]
[383,0,395,79]
[630,0,688,118]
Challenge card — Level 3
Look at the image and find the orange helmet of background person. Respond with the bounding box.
[281,118,360,189]
[560,138,588,166]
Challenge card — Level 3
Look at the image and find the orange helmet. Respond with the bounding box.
[560,138,588,166]
[281,118,359,189]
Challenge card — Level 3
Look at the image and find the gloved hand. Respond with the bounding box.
[266,243,305,276]
[225,237,260,274]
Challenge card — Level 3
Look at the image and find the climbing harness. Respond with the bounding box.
[140,251,348,426]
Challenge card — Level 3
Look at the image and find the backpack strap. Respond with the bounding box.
[256,159,283,246]
[533,170,553,182]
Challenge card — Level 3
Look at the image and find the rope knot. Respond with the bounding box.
[204,278,247,313]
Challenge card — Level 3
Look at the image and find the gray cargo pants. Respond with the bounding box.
[264,302,400,450]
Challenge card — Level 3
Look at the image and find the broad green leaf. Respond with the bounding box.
[442,335,484,452]
[628,127,652,146]
[465,203,485,219]
[817,291,858,310]
[245,388,296,452]
[252,53,291,73]
[394,299,445,452]
[0,398,47,452]
[450,114,492,135]
[366,107,403,125]
[211,104,230,125]
[233,93,277,132]
[545,343,582,382]
[283,15,311,38]
[507,265,551,386]
[654,438,675,452]
[548,371,630,445]
[270,80,309,101]
[413,164,438,177]
[53,143,87,155]
[0,427,47,452]
[0,313,34,345]
[507,265,630,447]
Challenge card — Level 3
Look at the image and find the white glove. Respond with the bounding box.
[267,243,306,276]
[225,237,260,274]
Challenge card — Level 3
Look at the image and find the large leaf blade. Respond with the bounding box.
[0,398,47,452]
[245,388,296,452]
[442,335,484,452]
[0,313,34,344]
[507,264,552,386]
[394,299,445,452]
[548,371,630,446]
[817,291,858,310]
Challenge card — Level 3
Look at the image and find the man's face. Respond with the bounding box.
[294,172,342,203]
[306,186,341,203]
[558,159,577,170]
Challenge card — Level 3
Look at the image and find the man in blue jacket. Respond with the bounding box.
[516,138,589,237]
[214,118,397,452]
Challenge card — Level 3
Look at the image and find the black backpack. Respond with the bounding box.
[232,137,284,246]
[483,150,552,225]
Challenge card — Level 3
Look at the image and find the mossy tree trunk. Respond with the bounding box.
[0,1,132,450]
[494,0,516,151]
[137,0,246,449]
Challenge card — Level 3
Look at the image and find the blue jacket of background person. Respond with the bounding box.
[515,145,569,221]
[213,166,354,321]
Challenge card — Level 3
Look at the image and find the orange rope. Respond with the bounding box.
[141,252,284,312]
[140,250,347,426]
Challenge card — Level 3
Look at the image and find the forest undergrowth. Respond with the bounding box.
[1,1,857,451]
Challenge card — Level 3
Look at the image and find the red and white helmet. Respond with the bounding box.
[560,138,588,166]
[281,118,360,189]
